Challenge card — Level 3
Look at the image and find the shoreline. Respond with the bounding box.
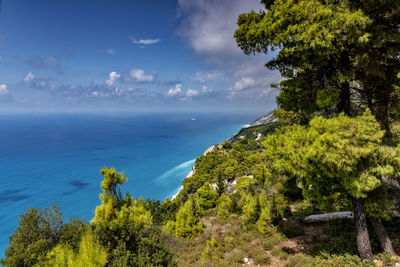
[168,112,272,200]
[170,144,217,200]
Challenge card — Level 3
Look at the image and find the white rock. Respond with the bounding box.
[203,145,216,155]
[254,132,262,140]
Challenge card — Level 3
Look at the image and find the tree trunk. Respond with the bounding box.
[369,217,397,256]
[304,211,353,223]
[353,197,373,260]
[339,82,351,115]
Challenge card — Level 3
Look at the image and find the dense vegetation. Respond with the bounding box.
[2,0,400,266]
[234,0,400,261]
[1,168,176,267]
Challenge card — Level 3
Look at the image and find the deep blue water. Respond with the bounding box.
[0,111,256,256]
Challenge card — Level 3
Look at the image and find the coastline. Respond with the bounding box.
[169,111,272,200]
[170,158,196,200]
[171,144,217,200]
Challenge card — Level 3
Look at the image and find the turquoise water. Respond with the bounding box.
[0,112,256,256]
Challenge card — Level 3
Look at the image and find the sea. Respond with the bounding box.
[0,111,257,256]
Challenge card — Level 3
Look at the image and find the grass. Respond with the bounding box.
[165,215,280,266]
[163,212,400,266]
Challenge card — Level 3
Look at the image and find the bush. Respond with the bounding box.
[195,182,218,215]
[263,232,286,250]
[3,204,62,267]
[278,221,304,238]
[38,230,108,267]
[216,194,233,219]
[242,194,261,224]
[166,200,204,239]
[287,253,376,267]
[59,218,88,251]
[253,252,271,265]
[222,141,232,150]
[201,236,220,261]
[136,236,177,267]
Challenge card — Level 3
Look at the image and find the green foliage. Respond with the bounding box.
[316,87,340,109]
[165,200,204,239]
[38,230,108,267]
[235,176,257,193]
[278,221,304,238]
[201,236,220,261]
[235,0,400,131]
[195,182,218,215]
[365,187,395,221]
[242,193,261,224]
[136,235,177,267]
[252,164,272,186]
[217,174,225,196]
[92,167,174,266]
[39,244,74,267]
[216,193,233,219]
[3,204,62,267]
[235,0,372,114]
[150,198,179,225]
[73,230,108,267]
[264,111,399,218]
[286,253,376,267]
[222,141,232,149]
[253,252,271,265]
[92,167,152,232]
[256,193,274,235]
[180,151,229,200]
[100,166,127,203]
[59,218,88,251]
[224,166,235,180]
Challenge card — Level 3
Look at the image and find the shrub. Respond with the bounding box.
[201,236,220,261]
[166,200,204,239]
[216,194,233,219]
[195,182,218,215]
[59,218,88,251]
[3,204,62,266]
[287,253,376,267]
[278,221,304,238]
[263,232,286,250]
[136,236,177,267]
[242,194,261,224]
[39,230,108,267]
[222,141,232,150]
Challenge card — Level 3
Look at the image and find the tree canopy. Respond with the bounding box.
[235,0,400,130]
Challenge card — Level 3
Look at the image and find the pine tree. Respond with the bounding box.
[264,111,399,259]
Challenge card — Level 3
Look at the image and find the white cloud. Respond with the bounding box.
[202,85,212,93]
[0,84,9,95]
[168,84,183,96]
[186,89,199,97]
[106,48,115,55]
[131,38,160,45]
[177,0,263,57]
[232,77,256,91]
[106,71,121,86]
[175,0,283,110]
[24,71,35,82]
[128,68,155,83]
[192,71,221,82]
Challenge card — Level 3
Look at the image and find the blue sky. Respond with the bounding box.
[0,0,280,113]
